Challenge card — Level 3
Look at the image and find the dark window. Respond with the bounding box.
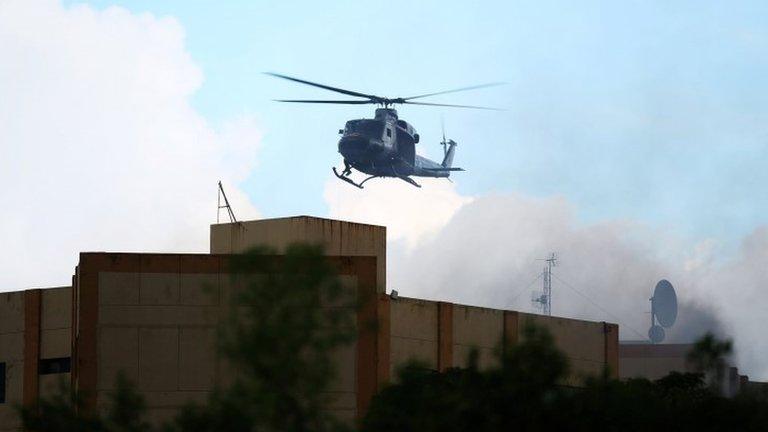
[0,362,5,403]
[39,357,71,375]
[345,120,360,132]
[346,120,383,136]
[386,128,392,137]
[346,120,384,138]
[360,122,384,136]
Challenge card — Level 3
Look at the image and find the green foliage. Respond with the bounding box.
[362,323,571,432]
[104,373,153,432]
[686,332,733,391]
[19,373,150,432]
[362,327,768,432]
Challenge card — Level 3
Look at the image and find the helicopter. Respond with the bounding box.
[267,73,502,188]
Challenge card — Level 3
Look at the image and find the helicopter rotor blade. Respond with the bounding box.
[441,115,446,143]
[404,101,504,111]
[274,99,373,104]
[265,72,380,101]
[401,82,505,101]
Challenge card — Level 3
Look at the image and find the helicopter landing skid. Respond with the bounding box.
[332,167,379,189]
[333,167,362,189]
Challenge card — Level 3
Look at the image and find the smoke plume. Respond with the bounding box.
[325,180,766,379]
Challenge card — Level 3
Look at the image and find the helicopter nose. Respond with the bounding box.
[338,135,369,160]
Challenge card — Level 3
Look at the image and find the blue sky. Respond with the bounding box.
[69,0,768,247]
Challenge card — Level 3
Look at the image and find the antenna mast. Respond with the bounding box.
[532,253,557,316]
[217,181,237,223]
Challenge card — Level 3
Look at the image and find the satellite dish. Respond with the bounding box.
[652,279,677,328]
[647,279,678,344]
[648,325,665,344]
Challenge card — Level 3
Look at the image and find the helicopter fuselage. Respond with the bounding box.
[337,108,451,179]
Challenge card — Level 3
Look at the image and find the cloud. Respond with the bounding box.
[0,1,260,290]
[325,181,768,379]
[323,177,472,248]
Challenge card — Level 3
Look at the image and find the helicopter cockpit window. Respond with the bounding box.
[357,121,383,136]
[345,120,360,132]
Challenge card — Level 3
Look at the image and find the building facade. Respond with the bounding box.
[620,343,749,397]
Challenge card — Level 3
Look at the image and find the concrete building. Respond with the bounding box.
[620,342,753,397]
[0,286,72,430]
[0,216,618,430]
[210,216,387,291]
[619,343,693,381]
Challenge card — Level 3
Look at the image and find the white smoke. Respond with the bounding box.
[0,1,260,290]
[325,180,768,379]
[324,177,472,248]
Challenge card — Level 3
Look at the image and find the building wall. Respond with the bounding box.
[452,304,505,370]
[39,287,72,398]
[3,261,619,429]
[387,297,619,384]
[95,268,221,425]
[619,344,693,380]
[389,298,439,377]
[620,344,758,397]
[95,270,359,424]
[0,287,72,432]
[74,253,381,427]
[0,291,25,431]
[521,313,618,383]
[210,216,386,292]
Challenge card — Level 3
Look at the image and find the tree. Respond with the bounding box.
[361,323,570,432]
[686,332,733,393]
[363,329,768,432]
[19,373,150,432]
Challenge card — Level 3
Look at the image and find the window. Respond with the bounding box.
[352,121,383,136]
[0,362,5,403]
[345,120,360,132]
[39,357,71,375]
[386,128,392,138]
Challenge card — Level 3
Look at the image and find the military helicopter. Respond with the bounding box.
[267,73,502,188]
